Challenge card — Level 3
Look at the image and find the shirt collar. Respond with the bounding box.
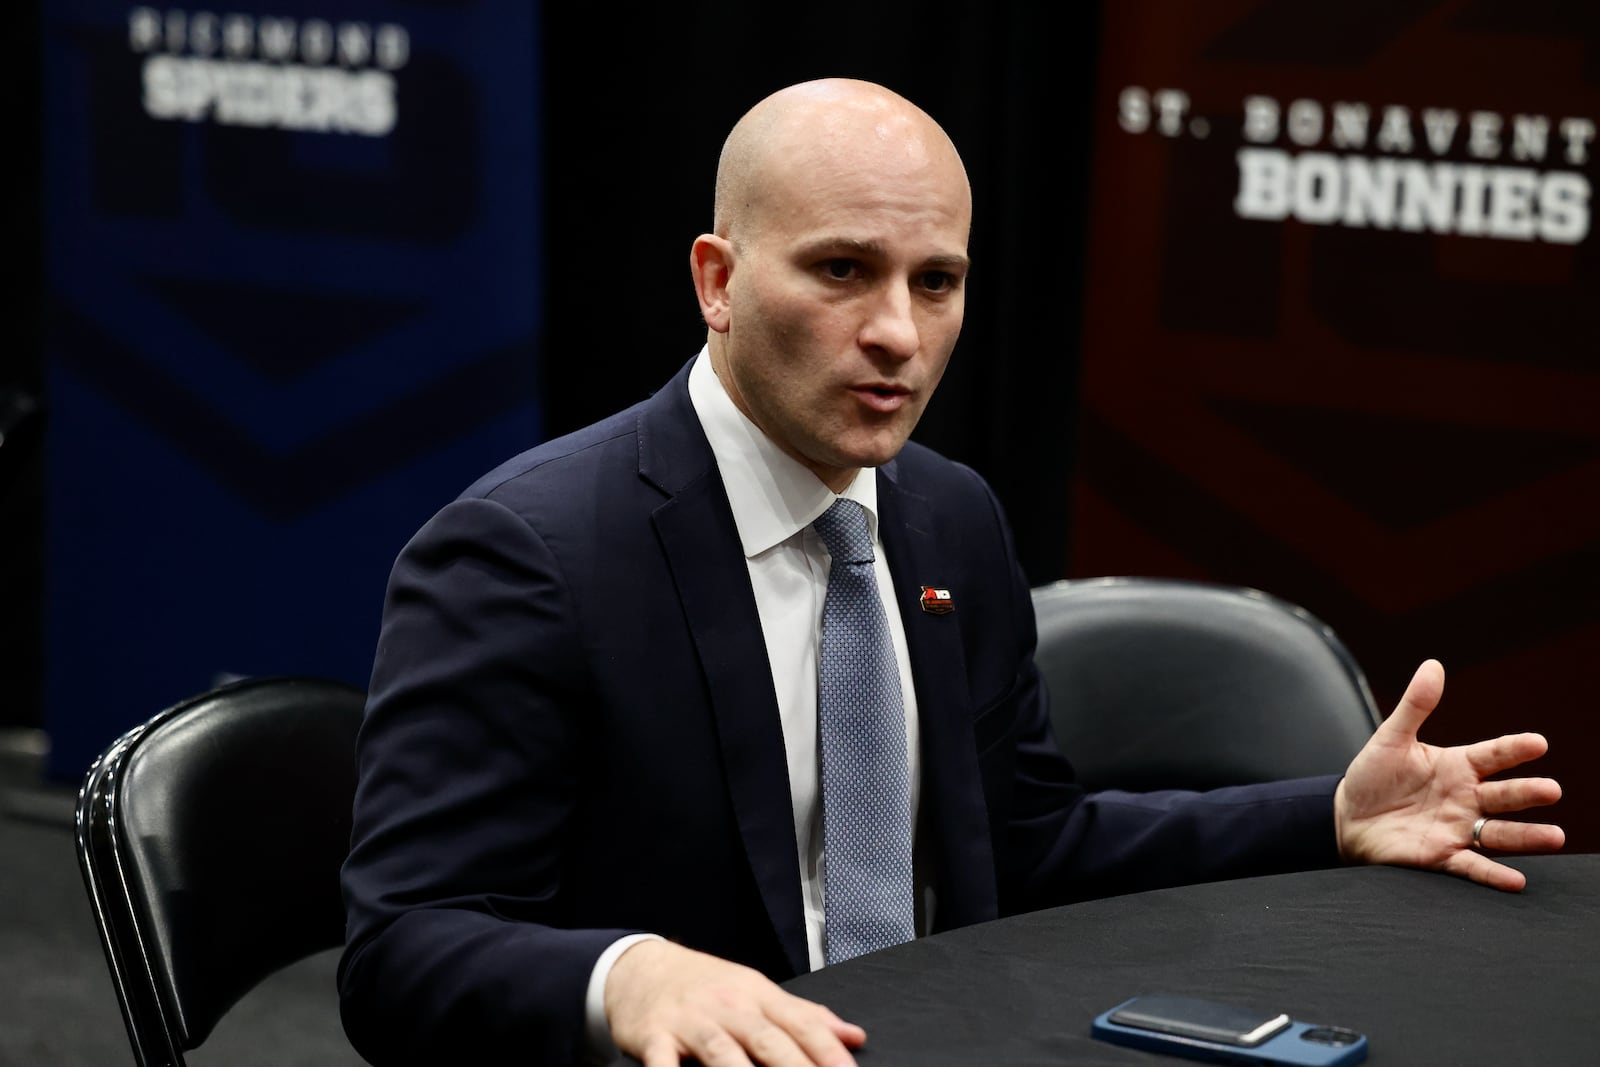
[687,347,879,559]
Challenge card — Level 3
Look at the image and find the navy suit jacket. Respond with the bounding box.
[338,361,1341,1066]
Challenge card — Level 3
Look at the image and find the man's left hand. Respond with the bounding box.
[1334,659,1564,891]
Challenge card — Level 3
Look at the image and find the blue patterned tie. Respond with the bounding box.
[811,498,915,965]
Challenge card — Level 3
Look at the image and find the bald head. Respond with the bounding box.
[687,78,971,490]
[713,79,970,245]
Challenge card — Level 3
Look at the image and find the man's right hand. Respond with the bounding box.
[604,939,865,1067]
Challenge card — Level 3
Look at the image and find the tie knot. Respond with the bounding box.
[811,498,875,565]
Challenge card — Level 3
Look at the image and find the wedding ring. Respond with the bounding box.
[1471,815,1490,850]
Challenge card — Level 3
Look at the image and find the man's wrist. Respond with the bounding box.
[584,933,664,1063]
[1333,777,1353,863]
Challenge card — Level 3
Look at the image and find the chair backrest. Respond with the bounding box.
[76,676,365,1067]
[1031,578,1381,792]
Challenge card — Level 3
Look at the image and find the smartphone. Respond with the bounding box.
[1092,994,1367,1066]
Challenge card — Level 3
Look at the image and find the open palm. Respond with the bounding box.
[1334,660,1564,891]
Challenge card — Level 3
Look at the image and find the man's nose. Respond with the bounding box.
[858,283,920,360]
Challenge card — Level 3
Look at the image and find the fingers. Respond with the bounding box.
[694,1022,792,1067]
[1479,775,1562,815]
[641,1005,855,1067]
[766,997,867,1061]
[607,940,860,1067]
[1447,849,1529,893]
[1475,817,1566,854]
[830,1016,868,1047]
[642,1036,683,1067]
[705,991,861,1067]
[1379,659,1445,740]
[682,1004,857,1067]
[1465,732,1551,777]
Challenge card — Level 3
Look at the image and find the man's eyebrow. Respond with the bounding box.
[794,236,886,260]
[923,253,972,273]
[793,237,971,272]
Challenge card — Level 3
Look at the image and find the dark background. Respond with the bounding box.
[7,1,1099,731]
[9,2,1592,848]
[1070,0,1599,852]
[536,2,1099,583]
[4,1,45,735]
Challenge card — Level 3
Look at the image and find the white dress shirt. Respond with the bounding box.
[584,349,923,1052]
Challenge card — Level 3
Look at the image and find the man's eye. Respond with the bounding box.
[921,271,956,293]
[821,259,857,280]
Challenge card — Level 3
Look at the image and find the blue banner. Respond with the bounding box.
[43,2,541,777]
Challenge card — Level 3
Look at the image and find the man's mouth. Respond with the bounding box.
[852,383,912,412]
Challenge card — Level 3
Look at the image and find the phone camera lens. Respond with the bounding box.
[1300,1027,1361,1047]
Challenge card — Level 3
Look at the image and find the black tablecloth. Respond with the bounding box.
[783,855,1597,1065]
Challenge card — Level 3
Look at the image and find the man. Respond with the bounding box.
[339,80,1563,1067]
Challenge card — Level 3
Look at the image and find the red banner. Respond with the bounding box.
[1073,0,1599,848]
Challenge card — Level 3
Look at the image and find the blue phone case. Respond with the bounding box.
[1093,996,1368,1066]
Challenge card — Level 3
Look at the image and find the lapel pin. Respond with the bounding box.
[919,586,955,615]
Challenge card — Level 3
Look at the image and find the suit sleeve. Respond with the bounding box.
[962,474,1342,916]
[338,496,632,1067]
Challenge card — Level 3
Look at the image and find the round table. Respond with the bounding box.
[783,855,1596,1065]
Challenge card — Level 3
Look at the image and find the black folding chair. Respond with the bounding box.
[75,676,364,1066]
[1032,577,1382,791]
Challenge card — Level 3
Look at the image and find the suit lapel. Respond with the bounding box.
[639,369,810,976]
[877,464,999,931]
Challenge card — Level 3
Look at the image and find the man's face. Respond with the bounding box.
[708,121,971,490]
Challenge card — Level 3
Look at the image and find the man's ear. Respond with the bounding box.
[689,234,735,333]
